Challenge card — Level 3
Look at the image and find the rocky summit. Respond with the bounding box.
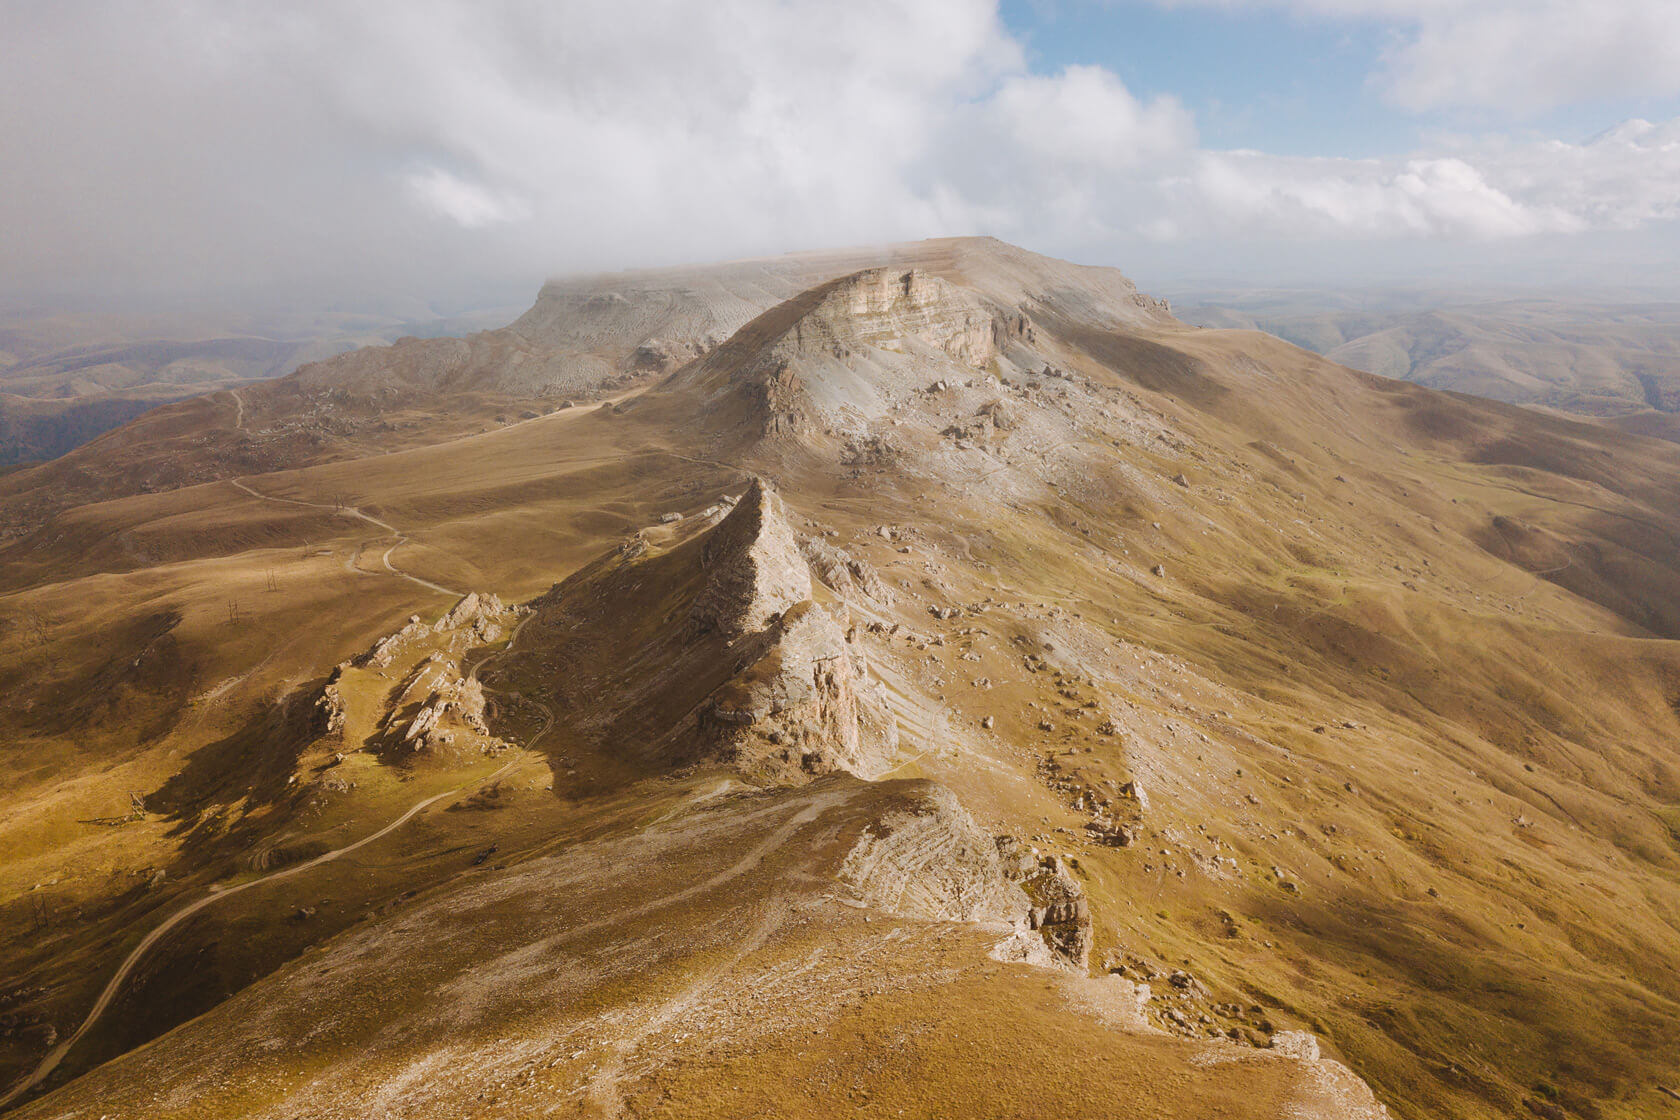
[3,237,1680,1120]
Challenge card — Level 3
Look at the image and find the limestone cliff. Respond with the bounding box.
[517,475,895,783]
[686,480,897,779]
[677,267,1035,438]
[699,598,898,780]
[687,478,812,639]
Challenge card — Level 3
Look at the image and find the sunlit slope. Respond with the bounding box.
[3,240,1679,1119]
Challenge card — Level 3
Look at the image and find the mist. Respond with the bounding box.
[5,0,1679,318]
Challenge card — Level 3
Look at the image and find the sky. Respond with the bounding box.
[3,0,1679,315]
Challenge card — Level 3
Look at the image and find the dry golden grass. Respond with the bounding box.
[3,241,1680,1118]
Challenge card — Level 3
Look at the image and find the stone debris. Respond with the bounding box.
[801,537,894,605]
[994,838,1091,969]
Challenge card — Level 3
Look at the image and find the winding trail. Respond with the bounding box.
[5,586,560,1111]
[1514,555,1573,601]
[0,758,519,1112]
[228,478,461,598]
[226,389,245,430]
[579,790,852,1118]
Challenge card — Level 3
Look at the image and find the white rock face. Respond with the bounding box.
[823,268,999,369]
[676,476,899,780]
[702,598,898,779]
[840,783,1029,924]
[687,478,813,640]
[1270,1030,1321,1061]
[679,266,1028,438]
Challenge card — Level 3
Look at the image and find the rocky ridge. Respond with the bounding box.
[679,267,1044,439]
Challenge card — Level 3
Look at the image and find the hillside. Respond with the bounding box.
[3,239,1680,1119]
[0,306,520,470]
[1179,290,1680,430]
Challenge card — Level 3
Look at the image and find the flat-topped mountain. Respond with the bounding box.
[0,238,1169,527]
[3,239,1680,1120]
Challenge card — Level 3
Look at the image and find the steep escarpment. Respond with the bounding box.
[507,477,896,782]
[675,267,1042,439]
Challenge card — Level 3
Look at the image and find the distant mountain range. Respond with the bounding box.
[1177,288,1680,440]
[0,306,520,466]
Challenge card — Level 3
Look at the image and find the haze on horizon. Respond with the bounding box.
[4,0,1680,316]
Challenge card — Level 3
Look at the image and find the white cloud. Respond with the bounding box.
[1378,0,1680,113]
[1,0,1678,308]
[988,65,1196,170]
[1143,122,1680,244]
[1154,0,1680,112]
[1174,153,1582,240]
[405,169,529,229]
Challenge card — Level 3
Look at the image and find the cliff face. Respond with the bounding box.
[699,597,899,780]
[507,475,896,783]
[675,266,1040,439]
[812,268,1000,369]
[688,479,813,640]
[679,481,899,780]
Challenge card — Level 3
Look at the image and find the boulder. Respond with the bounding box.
[1271,1031,1321,1061]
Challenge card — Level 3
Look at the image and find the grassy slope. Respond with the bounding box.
[1,300,1679,1115]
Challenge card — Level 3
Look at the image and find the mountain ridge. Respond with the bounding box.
[3,238,1680,1119]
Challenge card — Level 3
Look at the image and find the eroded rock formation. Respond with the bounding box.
[688,479,812,640]
[686,479,897,779]
[840,783,1029,923]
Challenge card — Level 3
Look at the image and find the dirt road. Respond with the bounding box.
[228,477,462,598]
[0,759,519,1112]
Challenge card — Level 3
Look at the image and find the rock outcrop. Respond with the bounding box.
[677,267,1029,439]
[840,783,1029,923]
[327,592,521,765]
[356,593,521,670]
[688,479,812,639]
[432,591,511,642]
[686,479,897,779]
[313,667,347,736]
[700,598,898,779]
[993,836,1093,969]
[377,651,500,761]
[517,475,896,783]
[821,268,999,369]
